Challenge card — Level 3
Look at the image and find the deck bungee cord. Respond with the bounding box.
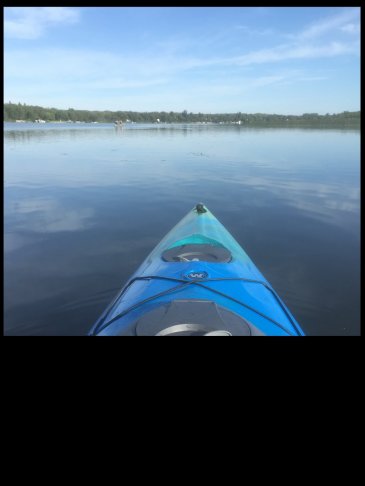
[90,275,301,336]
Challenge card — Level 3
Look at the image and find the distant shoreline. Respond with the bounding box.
[3,103,360,127]
[4,121,360,130]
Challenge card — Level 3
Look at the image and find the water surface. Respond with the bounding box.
[4,122,360,335]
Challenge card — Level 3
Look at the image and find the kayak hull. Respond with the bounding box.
[89,204,305,336]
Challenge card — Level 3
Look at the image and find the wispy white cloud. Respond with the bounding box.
[191,71,327,96]
[340,23,360,34]
[298,8,360,40]
[4,7,80,39]
[231,40,358,67]
[148,10,360,71]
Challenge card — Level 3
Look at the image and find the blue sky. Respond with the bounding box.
[4,6,361,114]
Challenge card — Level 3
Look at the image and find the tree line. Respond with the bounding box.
[4,102,360,126]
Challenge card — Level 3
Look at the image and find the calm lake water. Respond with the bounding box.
[4,122,360,335]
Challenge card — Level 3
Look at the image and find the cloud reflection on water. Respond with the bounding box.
[5,196,95,239]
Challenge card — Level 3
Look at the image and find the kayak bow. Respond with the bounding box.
[89,204,305,336]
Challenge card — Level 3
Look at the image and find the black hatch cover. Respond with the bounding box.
[162,244,231,263]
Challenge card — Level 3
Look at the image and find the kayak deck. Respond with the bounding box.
[90,204,305,336]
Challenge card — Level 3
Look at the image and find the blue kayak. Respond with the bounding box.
[89,203,305,336]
